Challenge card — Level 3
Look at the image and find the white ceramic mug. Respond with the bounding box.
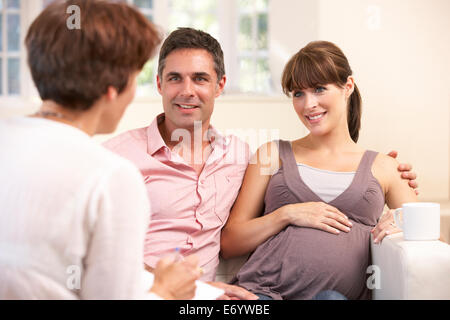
[393,202,440,240]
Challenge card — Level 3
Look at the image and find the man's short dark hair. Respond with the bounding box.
[158,27,225,82]
[26,0,162,110]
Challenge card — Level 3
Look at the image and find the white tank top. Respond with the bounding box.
[297,163,356,203]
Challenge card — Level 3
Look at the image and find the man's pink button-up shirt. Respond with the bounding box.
[103,114,250,280]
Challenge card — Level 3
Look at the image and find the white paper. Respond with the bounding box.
[142,271,224,300]
[192,280,225,300]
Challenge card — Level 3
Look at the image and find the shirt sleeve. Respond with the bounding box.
[79,161,152,299]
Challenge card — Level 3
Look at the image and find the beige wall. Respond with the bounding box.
[2,0,449,201]
[316,0,450,201]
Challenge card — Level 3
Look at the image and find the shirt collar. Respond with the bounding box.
[146,113,230,157]
[146,113,169,156]
[206,125,230,152]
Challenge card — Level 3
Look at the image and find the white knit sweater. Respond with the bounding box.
[0,117,158,299]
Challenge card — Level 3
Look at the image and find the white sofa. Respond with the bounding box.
[371,233,450,300]
[216,233,450,300]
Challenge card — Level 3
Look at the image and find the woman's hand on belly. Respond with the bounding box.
[283,202,353,235]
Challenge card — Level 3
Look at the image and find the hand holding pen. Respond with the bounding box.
[149,249,202,300]
[174,247,204,275]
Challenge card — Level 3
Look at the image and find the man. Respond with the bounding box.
[104,28,417,288]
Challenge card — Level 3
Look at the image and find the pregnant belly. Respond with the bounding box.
[240,221,373,299]
[287,223,370,274]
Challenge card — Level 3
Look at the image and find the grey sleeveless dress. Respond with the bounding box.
[231,140,385,300]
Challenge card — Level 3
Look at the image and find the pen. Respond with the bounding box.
[174,247,204,275]
[174,247,184,262]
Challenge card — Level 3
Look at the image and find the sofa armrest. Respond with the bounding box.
[371,232,450,300]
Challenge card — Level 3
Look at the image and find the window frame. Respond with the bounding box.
[0,0,39,109]
[0,2,22,96]
[235,2,270,94]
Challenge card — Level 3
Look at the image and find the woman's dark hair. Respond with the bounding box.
[281,41,362,142]
[157,27,225,82]
[25,0,162,111]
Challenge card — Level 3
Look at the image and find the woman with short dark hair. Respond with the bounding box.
[0,0,201,300]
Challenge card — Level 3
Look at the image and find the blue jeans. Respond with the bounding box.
[256,290,347,300]
[256,293,274,300]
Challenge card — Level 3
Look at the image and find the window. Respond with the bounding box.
[236,0,270,94]
[135,0,222,97]
[132,0,153,20]
[0,0,272,104]
[136,0,271,96]
[127,0,157,97]
[0,0,21,96]
[168,0,218,38]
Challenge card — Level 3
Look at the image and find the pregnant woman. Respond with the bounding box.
[220,41,418,300]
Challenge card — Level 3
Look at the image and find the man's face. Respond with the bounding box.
[157,48,226,132]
